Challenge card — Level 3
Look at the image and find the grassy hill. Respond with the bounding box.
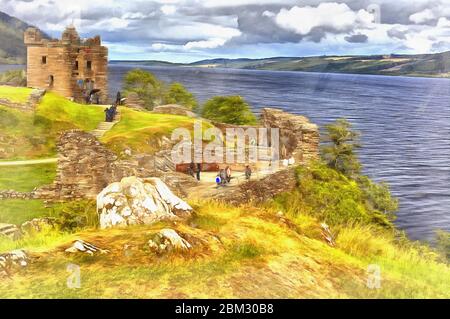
[114,51,450,78]
[0,87,104,160]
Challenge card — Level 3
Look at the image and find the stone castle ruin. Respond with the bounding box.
[24,26,108,103]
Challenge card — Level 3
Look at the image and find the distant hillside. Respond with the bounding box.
[0,11,47,64]
[112,51,450,78]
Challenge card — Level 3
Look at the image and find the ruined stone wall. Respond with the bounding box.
[50,130,196,200]
[260,108,319,164]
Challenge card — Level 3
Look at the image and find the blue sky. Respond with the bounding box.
[1,0,450,62]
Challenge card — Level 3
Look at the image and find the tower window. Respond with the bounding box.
[42,56,47,64]
[87,61,92,70]
[74,61,79,70]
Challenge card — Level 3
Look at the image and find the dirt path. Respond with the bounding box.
[0,158,58,166]
[187,165,287,200]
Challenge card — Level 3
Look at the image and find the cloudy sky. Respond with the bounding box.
[1,0,450,62]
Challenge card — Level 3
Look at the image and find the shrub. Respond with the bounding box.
[201,96,257,125]
[123,69,165,110]
[273,162,395,228]
[321,118,361,177]
[164,82,198,109]
[0,69,26,86]
[435,230,450,262]
[54,200,98,231]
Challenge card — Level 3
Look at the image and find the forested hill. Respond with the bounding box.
[112,51,450,78]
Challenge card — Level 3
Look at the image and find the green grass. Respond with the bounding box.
[0,199,56,225]
[0,163,56,192]
[101,107,211,155]
[0,85,32,103]
[0,91,104,160]
[36,92,104,132]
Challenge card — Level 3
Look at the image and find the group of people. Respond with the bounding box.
[216,166,232,186]
[103,91,123,122]
[104,104,118,122]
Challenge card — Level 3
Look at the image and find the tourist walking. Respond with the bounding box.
[188,162,195,178]
[245,165,252,180]
[196,163,201,181]
[219,169,227,185]
[225,166,232,183]
[116,91,122,105]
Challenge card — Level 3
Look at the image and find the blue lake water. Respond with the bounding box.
[3,63,449,241]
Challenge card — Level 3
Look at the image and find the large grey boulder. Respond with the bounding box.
[97,176,193,229]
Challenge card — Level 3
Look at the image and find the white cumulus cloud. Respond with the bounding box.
[274,3,374,36]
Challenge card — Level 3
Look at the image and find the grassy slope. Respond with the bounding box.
[0,90,104,160]
[0,199,55,225]
[0,201,448,298]
[101,107,208,155]
[0,163,56,192]
[0,86,32,103]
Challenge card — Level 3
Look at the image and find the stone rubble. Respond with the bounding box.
[148,228,192,254]
[65,240,109,255]
[0,223,22,240]
[0,250,29,277]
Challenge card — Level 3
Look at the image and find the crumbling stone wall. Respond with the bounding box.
[50,130,197,200]
[261,108,319,164]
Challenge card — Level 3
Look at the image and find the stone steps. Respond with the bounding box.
[90,111,121,139]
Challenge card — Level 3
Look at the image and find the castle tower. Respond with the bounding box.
[24,26,108,103]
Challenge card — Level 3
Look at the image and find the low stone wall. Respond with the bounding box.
[0,190,35,200]
[0,88,46,112]
[212,167,298,205]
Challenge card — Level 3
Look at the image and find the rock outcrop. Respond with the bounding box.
[148,228,192,254]
[97,176,193,229]
[0,250,28,277]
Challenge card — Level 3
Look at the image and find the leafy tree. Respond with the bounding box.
[201,96,257,125]
[357,175,399,223]
[164,82,198,109]
[321,118,361,177]
[123,69,165,110]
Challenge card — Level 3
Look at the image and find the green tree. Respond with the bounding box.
[164,82,198,109]
[321,118,361,177]
[123,69,165,110]
[201,96,257,125]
